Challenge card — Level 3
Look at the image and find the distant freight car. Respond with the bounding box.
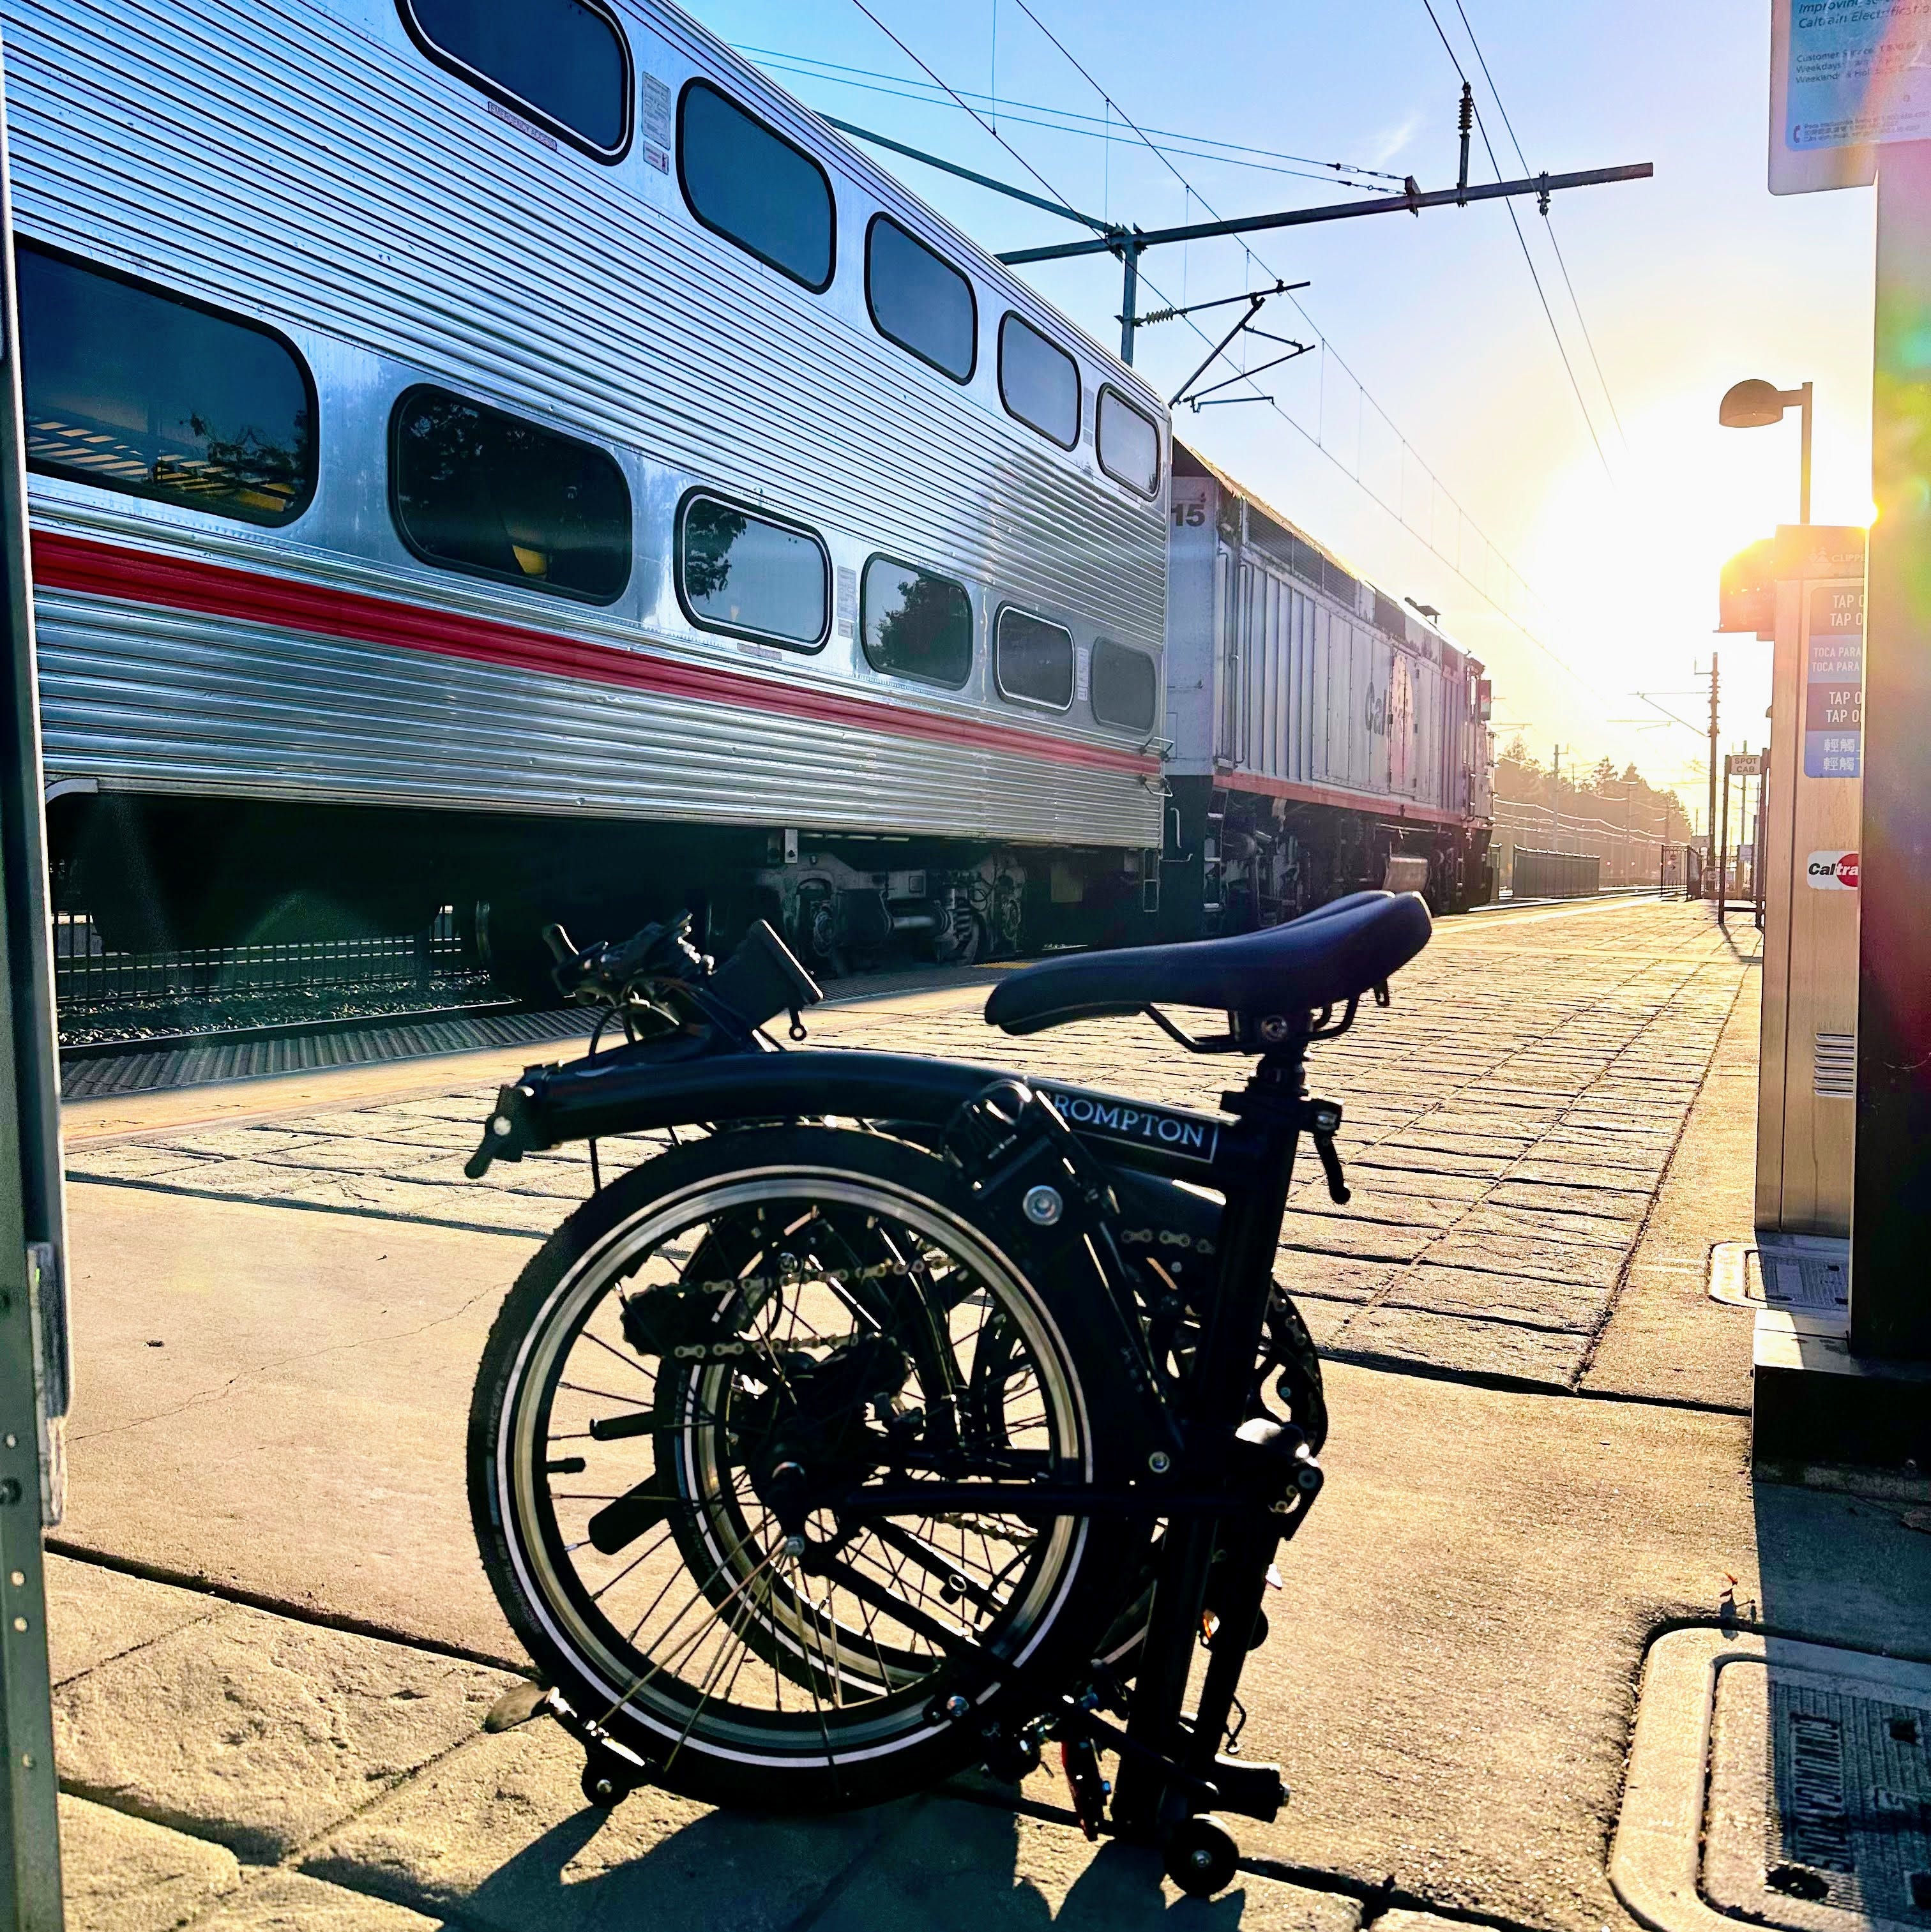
[1160,446,1494,932]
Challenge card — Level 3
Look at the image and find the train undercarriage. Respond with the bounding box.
[47,787,1488,1005]
[1158,778,1492,938]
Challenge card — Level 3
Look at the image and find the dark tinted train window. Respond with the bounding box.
[998,313,1079,448]
[995,608,1074,710]
[861,556,973,686]
[866,216,975,381]
[400,0,630,156]
[390,385,631,602]
[679,494,828,648]
[679,82,835,291]
[19,243,315,527]
[1098,388,1160,496]
[1091,638,1158,732]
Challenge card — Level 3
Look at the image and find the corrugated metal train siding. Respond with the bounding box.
[1168,465,1481,823]
[9,0,1167,848]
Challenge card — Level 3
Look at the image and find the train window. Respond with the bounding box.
[678,493,829,649]
[998,314,1079,448]
[1097,388,1161,497]
[1091,638,1159,732]
[861,556,973,686]
[678,81,835,292]
[398,0,631,158]
[17,242,316,527]
[994,607,1074,711]
[390,385,631,603]
[865,216,976,382]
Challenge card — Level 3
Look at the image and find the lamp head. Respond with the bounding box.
[1719,379,1788,429]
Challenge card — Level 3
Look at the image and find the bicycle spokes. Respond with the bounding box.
[506,1184,1093,1770]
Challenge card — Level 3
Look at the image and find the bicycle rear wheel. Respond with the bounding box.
[467,1125,1144,1811]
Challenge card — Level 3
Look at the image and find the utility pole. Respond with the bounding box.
[1701,655,1720,892]
[1551,744,1563,852]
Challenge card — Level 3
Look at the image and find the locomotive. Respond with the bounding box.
[19,0,1491,995]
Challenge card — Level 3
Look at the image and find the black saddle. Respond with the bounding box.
[985,891,1432,1037]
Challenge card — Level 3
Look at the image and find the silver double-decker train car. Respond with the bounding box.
[20,0,1172,991]
[21,0,1491,993]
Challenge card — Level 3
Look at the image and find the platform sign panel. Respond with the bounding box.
[1771,0,1931,193]
[1803,583,1864,778]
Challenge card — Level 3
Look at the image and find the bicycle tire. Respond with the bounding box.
[467,1124,1147,1811]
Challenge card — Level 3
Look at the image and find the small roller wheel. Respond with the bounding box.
[580,1747,640,1810]
[1164,1814,1239,1898]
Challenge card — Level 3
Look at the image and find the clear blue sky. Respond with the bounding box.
[687,0,1875,820]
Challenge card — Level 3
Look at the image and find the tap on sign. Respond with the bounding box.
[1804,585,1863,778]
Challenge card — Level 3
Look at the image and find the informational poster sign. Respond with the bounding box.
[1804,582,1865,777]
[1770,0,1931,193]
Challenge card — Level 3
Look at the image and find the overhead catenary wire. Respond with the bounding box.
[1446,0,1630,449]
[819,0,1607,699]
[840,0,1085,220]
[1418,0,1614,479]
[982,0,1605,695]
[738,44,1406,191]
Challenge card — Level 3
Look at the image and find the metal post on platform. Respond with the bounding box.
[1854,139,1931,1364]
[0,27,69,1928]
[1718,757,1732,925]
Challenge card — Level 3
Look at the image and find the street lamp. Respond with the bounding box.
[1718,377,1814,524]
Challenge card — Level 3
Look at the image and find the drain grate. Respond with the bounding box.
[1706,1663,1931,1927]
[1614,1631,1931,1932]
[1709,1240,1850,1313]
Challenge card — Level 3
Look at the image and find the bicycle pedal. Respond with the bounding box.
[1209,1754,1286,1823]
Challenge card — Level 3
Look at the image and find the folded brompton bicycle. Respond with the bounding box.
[462,889,1431,1897]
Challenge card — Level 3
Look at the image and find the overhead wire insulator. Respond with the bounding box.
[1457,82,1474,204]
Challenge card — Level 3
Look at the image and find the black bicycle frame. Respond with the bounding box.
[469,1020,1328,1834]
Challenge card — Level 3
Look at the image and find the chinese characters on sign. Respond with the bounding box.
[1771,0,1931,193]
[1789,0,1931,149]
[1805,584,1865,779]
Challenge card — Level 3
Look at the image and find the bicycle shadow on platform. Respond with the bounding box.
[441,1782,1266,1931]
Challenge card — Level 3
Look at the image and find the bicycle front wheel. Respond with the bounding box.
[467,1126,1144,1811]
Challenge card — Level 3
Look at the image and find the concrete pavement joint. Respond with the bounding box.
[67,1168,548,1241]
[1570,960,1750,1390]
[945,1781,1541,1932]
[1314,1348,1750,1415]
[45,1541,530,1676]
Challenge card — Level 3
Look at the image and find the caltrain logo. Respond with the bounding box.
[1363,682,1389,736]
[1806,850,1859,890]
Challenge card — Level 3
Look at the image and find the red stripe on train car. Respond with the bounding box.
[1214,767,1471,830]
[30,531,1160,780]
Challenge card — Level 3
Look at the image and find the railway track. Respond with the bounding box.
[57,891,1682,1102]
[56,957,1024,1101]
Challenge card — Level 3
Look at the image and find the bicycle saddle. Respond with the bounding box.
[985,890,1432,1036]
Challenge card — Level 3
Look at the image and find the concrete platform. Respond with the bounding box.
[44,900,1931,1931]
